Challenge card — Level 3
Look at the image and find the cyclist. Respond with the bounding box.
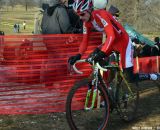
[68,0,159,81]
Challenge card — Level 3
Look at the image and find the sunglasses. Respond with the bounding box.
[79,12,85,16]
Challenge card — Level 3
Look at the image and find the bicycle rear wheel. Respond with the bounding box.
[116,77,139,122]
[66,78,110,130]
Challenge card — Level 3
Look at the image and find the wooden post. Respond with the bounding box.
[157,56,159,73]
[136,56,139,73]
[97,70,103,108]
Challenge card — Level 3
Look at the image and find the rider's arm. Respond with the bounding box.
[79,22,92,55]
[99,11,116,56]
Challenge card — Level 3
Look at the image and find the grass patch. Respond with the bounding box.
[0,5,41,35]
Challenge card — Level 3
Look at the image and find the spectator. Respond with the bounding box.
[41,0,83,87]
[151,37,160,56]
[23,21,26,30]
[41,0,81,34]
[13,24,17,33]
[140,44,152,57]
[132,38,142,57]
[132,38,152,57]
[33,3,49,34]
[132,37,160,57]
[0,31,4,35]
[17,23,20,33]
[67,0,83,31]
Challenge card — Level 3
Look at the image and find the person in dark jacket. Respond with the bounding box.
[151,37,160,56]
[41,0,81,34]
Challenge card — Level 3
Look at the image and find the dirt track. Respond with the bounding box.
[0,81,159,130]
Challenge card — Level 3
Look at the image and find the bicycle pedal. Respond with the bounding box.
[100,101,105,108]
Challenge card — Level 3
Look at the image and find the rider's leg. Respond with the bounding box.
[123,67,160,82]
[149,73,160,80]
[123,67,137,82]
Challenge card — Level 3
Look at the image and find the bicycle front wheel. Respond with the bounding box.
[66,78,110,130]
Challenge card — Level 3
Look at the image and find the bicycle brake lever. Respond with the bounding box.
[67,63,74,75]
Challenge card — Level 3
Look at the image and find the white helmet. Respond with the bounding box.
[92,0,108,9]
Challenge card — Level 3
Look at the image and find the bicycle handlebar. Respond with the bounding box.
[72,59,109,74]
[73,59,86,74]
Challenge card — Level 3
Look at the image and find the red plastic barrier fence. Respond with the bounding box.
[0,33,159,115]
[134,56,160,73]
[0,33,102,114]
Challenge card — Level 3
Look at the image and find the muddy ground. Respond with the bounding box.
[0,81,159,130]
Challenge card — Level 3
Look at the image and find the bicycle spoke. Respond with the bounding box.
[66,78,110,130]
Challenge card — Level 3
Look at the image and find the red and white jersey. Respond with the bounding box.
[79,9,132,68]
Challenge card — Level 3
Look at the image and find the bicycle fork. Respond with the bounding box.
[84,67,99,110]
[84,84,97,110]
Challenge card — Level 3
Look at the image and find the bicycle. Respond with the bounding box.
[66,50,139,130]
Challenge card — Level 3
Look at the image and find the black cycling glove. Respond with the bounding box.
[68,54,81,65]
[89,48,106,63]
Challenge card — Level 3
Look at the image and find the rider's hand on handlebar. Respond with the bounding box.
[88,48,106,63]
[68,54,81,65]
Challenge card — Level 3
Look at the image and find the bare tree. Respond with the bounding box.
[17,0,36,11]
[109,0,160,32]
[8,0,17,10]
[0,0,6,10]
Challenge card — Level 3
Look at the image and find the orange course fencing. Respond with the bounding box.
[0,33,159,114]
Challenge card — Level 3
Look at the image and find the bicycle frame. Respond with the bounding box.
[73,53,136,110]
